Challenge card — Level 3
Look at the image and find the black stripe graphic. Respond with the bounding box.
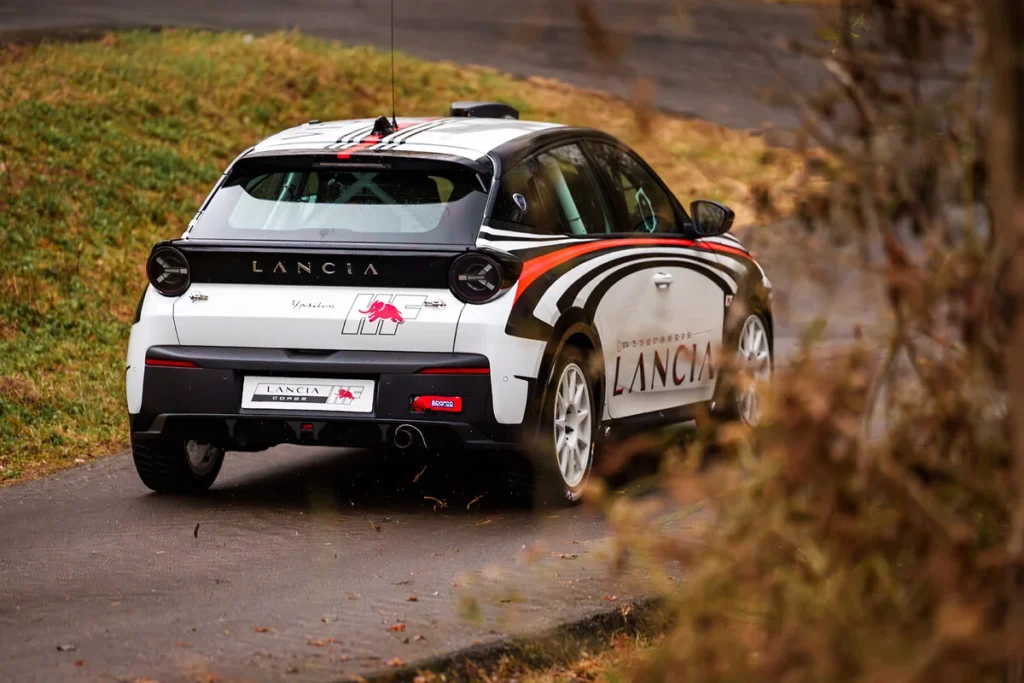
[478,228,567,241]
[555,251,735,313]
[377,119,449,149]
[581,259,733,322]
[334,124,375,145]
[513,243,731,311]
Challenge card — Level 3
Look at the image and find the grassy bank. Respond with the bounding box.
[0,30,804,484]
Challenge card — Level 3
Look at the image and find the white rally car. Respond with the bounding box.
[127,103,774,502]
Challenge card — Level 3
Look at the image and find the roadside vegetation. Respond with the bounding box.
[0,29,805,484]
[568,1,1024,682]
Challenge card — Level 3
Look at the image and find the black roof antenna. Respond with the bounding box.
[390,0,398,130]
[371,0,399,138]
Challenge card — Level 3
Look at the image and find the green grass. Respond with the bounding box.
[0,30,804,484]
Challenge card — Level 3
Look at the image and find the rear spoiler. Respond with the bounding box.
[238,148,493,175]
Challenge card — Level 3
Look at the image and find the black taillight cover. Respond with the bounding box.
[147,245,191,297]
[449,249,522,304]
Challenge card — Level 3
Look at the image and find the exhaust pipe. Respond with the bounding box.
[391,424,427,450]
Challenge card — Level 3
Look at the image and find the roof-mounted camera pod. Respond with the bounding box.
[449,102,520,120]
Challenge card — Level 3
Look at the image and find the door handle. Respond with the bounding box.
[652,272,674,289]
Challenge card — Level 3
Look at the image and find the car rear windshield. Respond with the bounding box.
[187,157,490,244]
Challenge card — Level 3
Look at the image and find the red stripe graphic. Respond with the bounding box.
[513,238,751,302]
[335,118,443,158]
[336,133,384,159]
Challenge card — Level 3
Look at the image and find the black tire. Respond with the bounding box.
[530,345,601,507]
[131,434,224,494]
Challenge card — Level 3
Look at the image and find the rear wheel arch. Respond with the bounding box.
[528,313,604,428]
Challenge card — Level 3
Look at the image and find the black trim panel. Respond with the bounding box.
[172,243,460,289]
[146,346,489,374]
[134,348,514,449]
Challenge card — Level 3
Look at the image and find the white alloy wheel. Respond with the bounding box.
[185,441,222,477]
[736,315,772,426]
[553,363,593,488]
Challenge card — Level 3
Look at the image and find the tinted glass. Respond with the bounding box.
[491,159,561,235]
[188,159,489,244]
[535,144,613,236]
[586,143,678,234]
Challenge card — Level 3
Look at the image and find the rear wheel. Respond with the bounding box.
[131,435,224,494]
[708,312,773,427]
[532,346,599,507]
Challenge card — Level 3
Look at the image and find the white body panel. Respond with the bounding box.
[599,267,724,419]
[171,284,463,352]
[125,286,179,414]
[453,291,545,425]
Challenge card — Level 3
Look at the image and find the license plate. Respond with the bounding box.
[241,376,374,413]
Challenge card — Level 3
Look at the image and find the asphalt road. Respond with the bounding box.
[0,0,833,133]
[0,446,671,682]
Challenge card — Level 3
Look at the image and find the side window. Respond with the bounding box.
[586,143,678,235]
[535,144,613,236]
[491,159,561,235]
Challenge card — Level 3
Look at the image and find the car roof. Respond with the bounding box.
[249,116,568,162]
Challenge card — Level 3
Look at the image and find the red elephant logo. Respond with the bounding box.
[337,388,355,400]
[359,300,405,324]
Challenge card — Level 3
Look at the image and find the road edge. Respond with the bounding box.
[365,596,666,682]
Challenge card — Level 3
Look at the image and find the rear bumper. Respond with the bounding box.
[130,346,522,450]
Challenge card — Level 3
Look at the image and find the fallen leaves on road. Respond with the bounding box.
[602,595,618,601]
[193,523,200,539]
[476,519,492,526]
[74,660,84,667]
[56,644,77,652]
[307,637,342,647]
[253,627,273,633]
[412,465,427,483]
[386,657,405,667]
[554,552,579,560]
[346,592,360,600]
[131,678,160,683]
[466,493,486,510]
[407,596,418,602]
[423,496,447,511]
[368,519,381,533]
[414,634,426,642]
[388,623,406,632]
[620,604,633,617]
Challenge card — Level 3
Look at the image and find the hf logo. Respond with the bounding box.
[342,294,425,336]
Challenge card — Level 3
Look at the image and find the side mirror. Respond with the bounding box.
[689,200,735,237]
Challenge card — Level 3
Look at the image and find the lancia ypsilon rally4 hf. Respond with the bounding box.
[128,103,774,503]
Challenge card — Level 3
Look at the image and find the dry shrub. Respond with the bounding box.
[588,1,1024,681]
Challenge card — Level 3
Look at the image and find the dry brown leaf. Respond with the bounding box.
[388,623,406,632]
[423,496,447,511]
